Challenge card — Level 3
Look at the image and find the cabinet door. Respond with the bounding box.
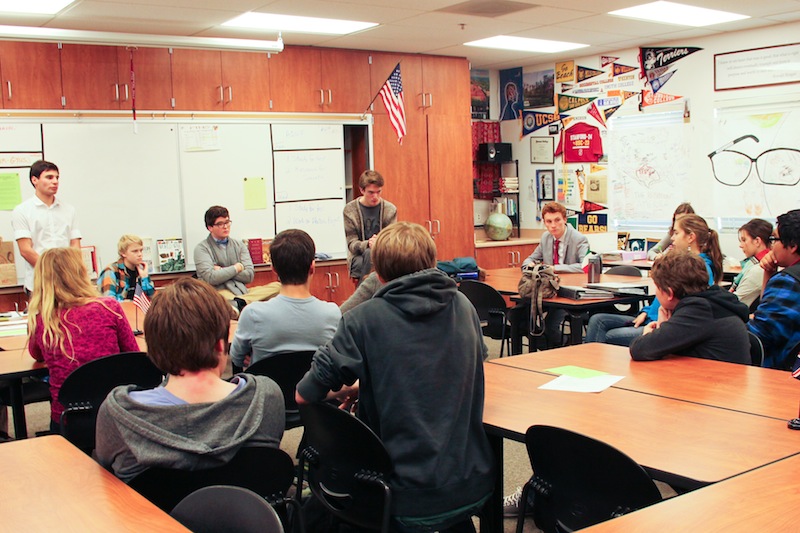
[117,47,173,111]
[427,114,473,259]
[171,49,223,110]
[0,42,62,109]
[309,265,333,302]
[476,247,519,269]
[61,44,121,109]
[421,55,470,116]
[320,49,370,113]
[326,263,354,305]
[268,47,322,112]
[369,53,424,116]
[221,51,270,111]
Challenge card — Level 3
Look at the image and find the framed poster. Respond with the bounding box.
[536,169,555,201]
[715,43,800,91]
[531,136,554,164]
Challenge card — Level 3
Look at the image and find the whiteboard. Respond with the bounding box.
[178,123,275,266]
[41,122,182,269]
[272,124,342,150]
[0,123,43,152]
[273,149,345,202]
[275,199,347,258]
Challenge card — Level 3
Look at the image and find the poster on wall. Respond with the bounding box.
[711,103,800,218]
[499,67,522,121]
[523,69,555,108]
[470,69,490,119]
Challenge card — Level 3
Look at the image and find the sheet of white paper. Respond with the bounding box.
[538,374,625,393]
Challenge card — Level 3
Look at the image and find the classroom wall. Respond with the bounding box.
[492,20,800,261]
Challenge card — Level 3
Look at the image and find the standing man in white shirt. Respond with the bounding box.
[11,160,81,293]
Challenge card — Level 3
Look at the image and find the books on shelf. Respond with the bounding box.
[245,238,272,265]
[558,285,615,300]
[156,238,185,272]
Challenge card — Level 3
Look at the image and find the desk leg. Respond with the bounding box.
[483,434,503,533]
[8,379,27,439]
[568,313,583,345]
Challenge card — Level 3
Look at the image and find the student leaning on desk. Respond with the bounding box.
[97,234,156,301]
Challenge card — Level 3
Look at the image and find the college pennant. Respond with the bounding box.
[577,65,604,82]
[557,94,596,113]
[612,63,637,76]
[522,110,566,136]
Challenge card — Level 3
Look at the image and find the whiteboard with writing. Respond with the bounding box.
[273,149,345,201]
[272,123,342,150]
[275,199,347,258]
[0,123,43,153]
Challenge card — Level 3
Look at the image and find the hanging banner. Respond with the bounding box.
[586,102,605,127]
[522,110,564,136]
[499,67,523,121]
[649,70,676,93]
[558,94,596,113]
[601,56,619,67]
[603,105,621,121]
[612,63,637,76]
[556,60,575,83]
[578,213,608,233]
[641,89,681,107]
[640,46,702,79]
[577,65,604,82]
[560,83,574,92]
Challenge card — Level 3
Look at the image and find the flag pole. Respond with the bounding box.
[360,61,402,120]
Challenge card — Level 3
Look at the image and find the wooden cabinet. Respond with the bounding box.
[0,42,62,109]
[171,49,270,111]
[420,55,471,116]
[310,262,353,305]
[269,46,370,112]
[372,52,473,260]
[475,243,538,269]
[117,47,173,111]
[61,45,123,109]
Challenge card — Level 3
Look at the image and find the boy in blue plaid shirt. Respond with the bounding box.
[748,209,800,370]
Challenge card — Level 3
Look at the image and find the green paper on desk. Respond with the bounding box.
[0,328,27,337]
[546,365,608,379]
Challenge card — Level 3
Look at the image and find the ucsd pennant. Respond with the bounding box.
[522,110,565,136]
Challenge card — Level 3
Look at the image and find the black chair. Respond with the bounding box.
[604,265,643,277]
[171,485,284,533]
[748,331,765,367]
[130,446,302,532]
[245,351,315,430]
[458,279,512,357]
[298,402,394,533]
[516,425,662,533]
[58,351,163,453]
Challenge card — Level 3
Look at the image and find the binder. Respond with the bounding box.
[558,285,615,300]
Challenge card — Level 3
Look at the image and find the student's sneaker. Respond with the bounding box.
[503,486,535,518]
[229,302,240,319]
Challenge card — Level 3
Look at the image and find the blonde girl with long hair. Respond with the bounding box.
[28,247,139,431]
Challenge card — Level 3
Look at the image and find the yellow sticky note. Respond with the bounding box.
[243,177,267,210]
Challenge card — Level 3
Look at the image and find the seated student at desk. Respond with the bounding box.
[28,248,140,433]
[629,250,750,364]
[646,202,695,260]
[95,278,285,483]
[748,209,800,370]
[730,219,772,309]
[519,201,589,348]
[97,234,155,301]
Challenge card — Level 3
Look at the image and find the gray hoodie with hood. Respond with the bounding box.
[297,268,494,518]
[95,373,284,482]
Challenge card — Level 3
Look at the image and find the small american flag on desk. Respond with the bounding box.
[133,283,151,315]
[379,63,406,144]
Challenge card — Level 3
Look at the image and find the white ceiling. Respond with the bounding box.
[5,0,800,68]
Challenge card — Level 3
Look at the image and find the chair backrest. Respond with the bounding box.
[171,485,284,533]
[58,351,163,452]
[604,265,643,277]
[525,425,661,533]
[129,446,296,513]
[298,402,393,533]
[245,351,315,429]
[458,280,508,323]
[748,331,765,367]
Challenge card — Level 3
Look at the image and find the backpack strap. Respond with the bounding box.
[783,263,800,284]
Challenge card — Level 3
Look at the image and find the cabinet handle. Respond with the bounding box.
[319,89,325,106]
[228,86,233,103]
[425,220,432,234]
[114,84,119,102]
[333,272,340,288]
[326,272,333,290]
[516,251,522,265]
[123,84,129,101]
[218,85,224,103]
[420,93,426,108]
[6,81,11,100]
[327,89,332,104]
[434,219,441,236]
[427,93,433,108]
[508,251,514,267]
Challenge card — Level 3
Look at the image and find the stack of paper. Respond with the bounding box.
[0,312,27,337]
[558,285,614,300]
[539,365,625,393]
[586,282,649,295]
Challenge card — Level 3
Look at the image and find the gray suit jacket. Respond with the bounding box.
[522,224,589,273]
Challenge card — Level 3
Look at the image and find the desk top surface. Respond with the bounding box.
[491,344,800,420]
[582,452,800,532]
[483,362,800,485]
[0,435,188,531]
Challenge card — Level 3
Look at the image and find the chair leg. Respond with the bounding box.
[516,481,532,533]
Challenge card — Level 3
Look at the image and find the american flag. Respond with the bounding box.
[133,283,151,315]
[379,63,406,144]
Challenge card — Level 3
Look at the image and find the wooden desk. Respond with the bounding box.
[582,453,800,532]
[492,344,800,420]
[483,268,654,349]
[0,348,48,439]
[482,362,800,533]
[0,435,188,531]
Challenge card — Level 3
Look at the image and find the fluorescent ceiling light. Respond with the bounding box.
[222,12,378,35]
[0,25,284,53]
[609,1,749,27]
[0,0,74,15]
[465,35,588,54]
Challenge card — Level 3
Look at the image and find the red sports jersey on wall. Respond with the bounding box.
[555,122,604,162]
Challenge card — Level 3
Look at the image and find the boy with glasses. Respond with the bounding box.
[748,209,800,370]
[194,205,279,313]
